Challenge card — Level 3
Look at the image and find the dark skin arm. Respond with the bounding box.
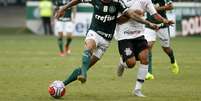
[117,10,174,28]
[124,9,159,30]
[55,0,80,19]
[155,2,173,11]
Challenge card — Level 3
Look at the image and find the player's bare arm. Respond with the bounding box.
[116,14,129,24]
[55,0,80,19]
[153,13,174,26]
[121,10,159,30]
[155,2,173,11]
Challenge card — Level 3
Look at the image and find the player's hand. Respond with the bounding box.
[163,19,174,26]
[55,7,65,19]
[148,22,159,31]
[164,3,173,10]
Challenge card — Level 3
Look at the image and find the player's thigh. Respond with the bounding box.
[55,20,64,36]
[92,35,110,59]
[144,28,157,42]
[157,28,170,47]
[135,36,149,63]
[118,40,135,62]
[64,21,74,36]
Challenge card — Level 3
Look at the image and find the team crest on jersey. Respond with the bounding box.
[124,48,132,56]
[109,6,116,13]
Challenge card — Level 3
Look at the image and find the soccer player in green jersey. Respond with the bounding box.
[54,0,76,56]
[55,0,158,90]
[144,0,179,80]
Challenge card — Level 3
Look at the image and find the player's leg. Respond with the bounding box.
[133,37,149,97]
[117,40,136,77]
[158,28,179,74]
[55,21,65,56]
[63,30,97,85]
[77,38,96,83]
[42,17,48,35]
[144,28,156,80]
[63,55,99,86]
[78,30,110,83]
[64,21,74,54]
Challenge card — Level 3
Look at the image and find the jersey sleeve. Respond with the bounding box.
[146,0,157,15]
[166,0,172,3]
[118,0,128,13]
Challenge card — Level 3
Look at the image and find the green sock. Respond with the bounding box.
[58,38,63,52]
[81,49,91,78]
[66,38,72,47]
[148,49,153,74]
[167,49,175,64]
[63,68,81,86]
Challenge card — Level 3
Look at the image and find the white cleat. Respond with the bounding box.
[117,62,125,77]
[133,89,146,97]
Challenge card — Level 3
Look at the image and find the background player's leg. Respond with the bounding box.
[146,41,155,80]
[65,33,72,54]
[57,32,64,56]
[159,28,179,74]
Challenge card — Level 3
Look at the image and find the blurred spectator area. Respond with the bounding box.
[0,6,25,27]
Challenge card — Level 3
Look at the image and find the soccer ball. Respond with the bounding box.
[48,80,66,98]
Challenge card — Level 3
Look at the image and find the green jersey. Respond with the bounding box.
[54,0,73,21]
[81,0,128,40]
[146,0,172,24]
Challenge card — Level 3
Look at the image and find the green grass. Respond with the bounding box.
[0,28,201,101]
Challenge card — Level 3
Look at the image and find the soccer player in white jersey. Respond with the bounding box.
[115,0,174,97]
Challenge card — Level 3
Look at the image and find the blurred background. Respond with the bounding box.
[0,0,200,36]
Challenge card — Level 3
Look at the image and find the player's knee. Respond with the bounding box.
[141,60,148,65]
[126,59,136,68]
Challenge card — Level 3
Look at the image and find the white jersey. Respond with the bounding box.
[115,0,157,40]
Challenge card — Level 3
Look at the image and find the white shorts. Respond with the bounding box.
[54,20,74,36]
[144,27,170,47]
[85,30,110,59]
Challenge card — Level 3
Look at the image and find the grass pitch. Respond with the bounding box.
[0,28,201,101]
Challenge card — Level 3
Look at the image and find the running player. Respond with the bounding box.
[145,0,179,80]
[55,0,158,90]
[54,0,76,56]
[115,0,174,97]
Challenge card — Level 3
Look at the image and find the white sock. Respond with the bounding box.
[135,64,148,90]
[120,57,128,68]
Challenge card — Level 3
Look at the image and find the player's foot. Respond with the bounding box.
[117,58,125,77]
[117,61,125,77]
[145,72,154,80]
[171,60,179,74]
[59,52,65,57]
[65,46,71,54]
[77,75,86,83]
[133,89,146,97]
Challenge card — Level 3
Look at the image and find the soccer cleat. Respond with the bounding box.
[145,72,154,80]
[133,89,146,97]
[65,46,71,54]
[117,61,125,77]
[171,60,179,74]
[77,75,86,83]
[59,52,65,57]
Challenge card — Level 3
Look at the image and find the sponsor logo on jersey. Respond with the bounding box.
[95,14,115,23]
[109,6,116,13]
[97,31,112,39]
